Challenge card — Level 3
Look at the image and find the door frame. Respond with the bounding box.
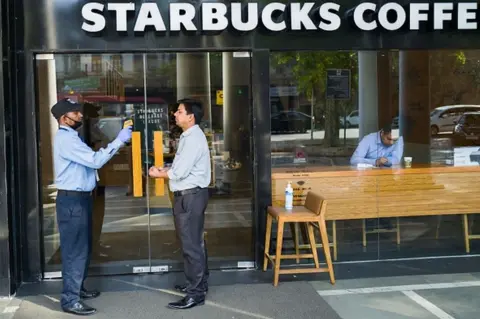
[27,49,271,280]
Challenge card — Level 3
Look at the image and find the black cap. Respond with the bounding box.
[51,98,82,119]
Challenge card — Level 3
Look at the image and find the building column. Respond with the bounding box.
[176,53,212,125]
[37,55,59,186]
[377,51,393,129]
[36,55,60,262]
[399,51,431,164]
[222,52,251,194]
[358,51,379,139]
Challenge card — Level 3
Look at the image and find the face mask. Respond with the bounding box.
[66,116,83,130]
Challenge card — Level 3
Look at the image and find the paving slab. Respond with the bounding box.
[310,272,480,292]
[322,292,438,319]
[416,287,480,319]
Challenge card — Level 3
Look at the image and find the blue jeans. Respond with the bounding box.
[56,192,93,308]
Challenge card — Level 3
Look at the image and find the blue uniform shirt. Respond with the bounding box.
[53,125,124,191]
[350,132,404,166]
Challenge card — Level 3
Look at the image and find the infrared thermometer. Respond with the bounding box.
[123,119,133,145]
[123,119,133,129]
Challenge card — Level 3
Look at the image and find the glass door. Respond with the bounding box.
[143,52,255,271]
[37,51,254,278]
[37,53,152,276]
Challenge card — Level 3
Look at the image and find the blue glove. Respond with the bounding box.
[116,126,132,143]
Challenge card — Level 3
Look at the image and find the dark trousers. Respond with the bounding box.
[56,192,93,308]
[173,188,209,299]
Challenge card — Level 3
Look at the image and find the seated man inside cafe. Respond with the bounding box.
[350,123,404,167]
[350,123,404,230]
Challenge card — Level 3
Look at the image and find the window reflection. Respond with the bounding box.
[270,50,480,262]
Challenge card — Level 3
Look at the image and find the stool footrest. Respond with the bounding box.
[278,268,330,275]
[297,244,333,249]
[267,253,316,260]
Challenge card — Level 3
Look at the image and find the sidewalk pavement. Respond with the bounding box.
[0,298,21,319]
[8,270,341,319]
[8,264,480,319]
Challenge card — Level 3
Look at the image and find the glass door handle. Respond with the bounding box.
[131,131,165,198]
[153,131,165,196]
[131,131,143,197]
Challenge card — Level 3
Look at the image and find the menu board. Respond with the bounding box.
[326,69,351,100]
[133,104,169,150]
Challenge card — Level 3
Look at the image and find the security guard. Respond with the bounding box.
[149,98,211,310]
[51,98,132,316]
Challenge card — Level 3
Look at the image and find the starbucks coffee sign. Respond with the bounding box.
[81,2,479,33]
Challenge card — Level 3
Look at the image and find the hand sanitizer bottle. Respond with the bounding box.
[285,181,293,210]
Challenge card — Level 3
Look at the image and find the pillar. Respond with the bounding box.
[399,51,431,164]
[176,53,212,125]
[36,54,59,185]
[358,51,379,139]
[377,51,393,129]
[222,52,251,194]
[36,54,60,261]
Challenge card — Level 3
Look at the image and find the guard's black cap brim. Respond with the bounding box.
[51,98,83,119]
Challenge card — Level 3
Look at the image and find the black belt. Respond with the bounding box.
[57,190,92,197]
[173,187,204,197]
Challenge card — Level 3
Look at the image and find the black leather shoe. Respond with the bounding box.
[80,289,101,300]
[168,296,205,309]
[174,284,208,294]
[62,301,96,316]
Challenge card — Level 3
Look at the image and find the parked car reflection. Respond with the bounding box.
[339,110,359,128]
[392,105,480,135]
[453,112,480,145]
[271,111,313,134]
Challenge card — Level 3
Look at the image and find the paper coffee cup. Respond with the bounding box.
[404,157,412,168]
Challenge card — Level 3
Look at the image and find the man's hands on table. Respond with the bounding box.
[375,157,389,167]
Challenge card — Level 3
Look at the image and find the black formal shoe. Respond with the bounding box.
[62,301,96,316]
[168,296,205,310]
[174,284,208,294]
[80,289,101,300]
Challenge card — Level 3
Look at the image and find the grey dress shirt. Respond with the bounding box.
[167,124,211,191]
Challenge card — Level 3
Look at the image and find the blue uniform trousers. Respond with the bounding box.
[56,191,93,308]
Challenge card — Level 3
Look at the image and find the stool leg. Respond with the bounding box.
[362,219,367,247]
[396,217,401,245]
[307,222,320,269]
[300,223,308,244]
[463,214,470,254]
[274,219,285,286]
[289,222,300,263]
[263,214,273,271]
[332,221,337,261]
[319,221,335,285]
[435,215,442,239]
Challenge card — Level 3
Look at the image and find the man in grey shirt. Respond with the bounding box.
[149,98,211,310]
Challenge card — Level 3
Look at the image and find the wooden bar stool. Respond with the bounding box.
[263,191,335,286]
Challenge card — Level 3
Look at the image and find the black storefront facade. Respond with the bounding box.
[2,0,480,296]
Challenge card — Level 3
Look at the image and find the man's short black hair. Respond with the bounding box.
[381,123,392,134]
[177,98,204,125]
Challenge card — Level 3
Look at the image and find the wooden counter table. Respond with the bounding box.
[271,164,480,255]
